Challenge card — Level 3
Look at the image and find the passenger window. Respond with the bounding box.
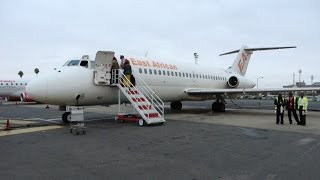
[158,70,161,75]
[144,69,147,74]
[171,71,174,76]
[167,71,170,76]
[196,74,198,78]
[154,69,157,75]
[163,70,166,75]
[16,83,18,85]
[21,83,23,85]
[149,69,152,74]
[186,73,188,77]
[139,68,142,73]
[182,73,185,77]
[175,72,178,76]
[179,72,181,77]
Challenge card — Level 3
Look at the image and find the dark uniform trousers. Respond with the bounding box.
[276,108,284,124]
[287,109,300,124]
[299,106,306,126]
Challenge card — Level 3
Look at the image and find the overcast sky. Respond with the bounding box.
[1,0,319,87]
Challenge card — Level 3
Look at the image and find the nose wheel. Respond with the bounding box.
[62,112,71,123]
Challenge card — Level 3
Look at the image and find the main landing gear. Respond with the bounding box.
[170,101,182,110]
[212,101,225,112]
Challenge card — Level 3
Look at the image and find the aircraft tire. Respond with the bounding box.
[212,102,219,112]
[62,112,71,123]
[170,101,182,110]
[212,102,226,112]
[219,103,226,112]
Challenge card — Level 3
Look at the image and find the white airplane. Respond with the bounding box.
[0,79,33,102]
[26,46,320,123]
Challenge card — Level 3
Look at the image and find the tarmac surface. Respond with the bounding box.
[0,100,320,180]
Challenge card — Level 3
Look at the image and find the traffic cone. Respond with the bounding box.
[5,119,11,131]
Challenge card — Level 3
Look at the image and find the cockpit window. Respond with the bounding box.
[63,60,80,67]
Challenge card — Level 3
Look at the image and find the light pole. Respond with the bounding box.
[257,76,263,88]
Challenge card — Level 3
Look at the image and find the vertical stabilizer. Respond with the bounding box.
[220,45,296,76]
[230,46,251,76]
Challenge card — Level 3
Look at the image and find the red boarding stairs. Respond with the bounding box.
[112,70,165,126]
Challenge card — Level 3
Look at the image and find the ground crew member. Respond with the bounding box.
[286,92,300,125]
[298,92,308,126]
[274,93,285,124]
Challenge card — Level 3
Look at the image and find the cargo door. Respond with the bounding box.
[94,51,115,85]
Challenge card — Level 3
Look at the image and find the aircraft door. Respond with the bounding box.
[94,51,115,85]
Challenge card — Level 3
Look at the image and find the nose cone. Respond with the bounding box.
[26,77,48,103]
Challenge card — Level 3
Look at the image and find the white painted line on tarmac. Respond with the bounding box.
[0,119,37,125]
[0,125,62,137]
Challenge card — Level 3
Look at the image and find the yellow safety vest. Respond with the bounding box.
[298,97,308,110]
[274,97,285,110]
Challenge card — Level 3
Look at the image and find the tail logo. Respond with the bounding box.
[237,53,247,73]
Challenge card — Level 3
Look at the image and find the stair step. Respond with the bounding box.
[144,113,159,118]
[138,105,152,110]
[127,90,139,95]
[132,97,145,102]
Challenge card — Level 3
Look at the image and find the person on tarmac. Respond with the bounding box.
[286,92,300,125]
[274,93,285,124]
[298,92,308,126]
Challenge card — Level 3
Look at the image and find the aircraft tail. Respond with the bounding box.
[220,46,296,76]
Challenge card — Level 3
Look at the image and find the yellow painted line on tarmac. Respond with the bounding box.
[0,125,62,137]
[0,120,37,125]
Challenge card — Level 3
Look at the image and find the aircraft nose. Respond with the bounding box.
[26,77,48,103]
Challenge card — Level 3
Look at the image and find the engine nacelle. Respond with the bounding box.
[20,91,33,102]
[227,76,239,88]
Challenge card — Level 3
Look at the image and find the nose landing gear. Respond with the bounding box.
[62,112,71,123]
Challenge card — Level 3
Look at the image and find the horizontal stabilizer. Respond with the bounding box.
[220,46,296,56]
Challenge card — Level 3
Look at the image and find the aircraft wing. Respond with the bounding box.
[186,87,320,95]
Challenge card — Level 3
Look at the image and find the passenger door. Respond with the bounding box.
[93,51,114,85]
